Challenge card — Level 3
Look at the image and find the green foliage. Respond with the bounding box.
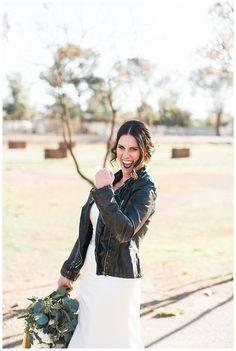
[46,95,80,120]
[158,97,192,127]
[18,286,79,348]
[40,44,103,131]
[137,101,158,125]
[3,73,38,120]
[86,92,111,122]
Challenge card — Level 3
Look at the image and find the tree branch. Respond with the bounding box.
[54,53,95,187]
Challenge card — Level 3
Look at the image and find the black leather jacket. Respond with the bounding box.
[60,166,157,280]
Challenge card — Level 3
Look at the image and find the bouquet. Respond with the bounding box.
[19,286,79,348]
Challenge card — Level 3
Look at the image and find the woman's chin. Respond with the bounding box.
[120,165,133,175]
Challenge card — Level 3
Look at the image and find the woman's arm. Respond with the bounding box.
[91,182,157,243]
[59,193,93,281]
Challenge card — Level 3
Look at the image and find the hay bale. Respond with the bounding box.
[58,141,76,150]
[44,149,67,159]
[172,148,190,158]
[8,141,27,149]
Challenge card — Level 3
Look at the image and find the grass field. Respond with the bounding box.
[3,140,233,295]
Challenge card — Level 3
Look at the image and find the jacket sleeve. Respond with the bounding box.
[60,237,83,281]
[91,182,157,243]
[60,194,93,281]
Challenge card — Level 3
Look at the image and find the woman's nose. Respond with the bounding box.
[122,150,130,158]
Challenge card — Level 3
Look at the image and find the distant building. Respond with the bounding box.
[3,120,33,134]
[152,125,216,136]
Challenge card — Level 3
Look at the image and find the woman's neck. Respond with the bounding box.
[122,176,130,183]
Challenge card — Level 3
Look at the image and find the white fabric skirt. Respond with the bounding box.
[68,243,144,348]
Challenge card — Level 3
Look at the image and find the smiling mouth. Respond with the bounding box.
[122,161,134,169]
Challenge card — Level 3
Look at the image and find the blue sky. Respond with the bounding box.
[3,0,232,118]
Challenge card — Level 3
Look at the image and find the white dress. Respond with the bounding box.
[68,202,144,349]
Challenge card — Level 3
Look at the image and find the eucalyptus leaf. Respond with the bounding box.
[62,296,70,303]
[51,309,59,317]
[67,311,75,320]
[51,294,61,300]
[35,313,49,325]
[67,299,79,313]
[68,320,77,331]
[64,332,72,343]
[56,286,68,297]
[33,300,43,315]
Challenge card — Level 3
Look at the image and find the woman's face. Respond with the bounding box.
[116,134,144,177]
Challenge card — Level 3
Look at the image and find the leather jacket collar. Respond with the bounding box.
[113,165,146,187]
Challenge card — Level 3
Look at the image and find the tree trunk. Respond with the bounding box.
[103,90,117,168]
[215,108,222,136]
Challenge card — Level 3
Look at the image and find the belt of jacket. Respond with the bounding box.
[60,166,157,280]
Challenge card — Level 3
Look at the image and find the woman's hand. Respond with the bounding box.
[95,168,115,189]
[58,275,74,291]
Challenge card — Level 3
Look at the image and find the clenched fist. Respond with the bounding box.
[95,168,115,189]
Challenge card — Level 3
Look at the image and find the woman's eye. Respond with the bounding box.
[117,145,138,151]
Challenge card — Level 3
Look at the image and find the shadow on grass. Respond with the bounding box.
[3,309,26,322]
[145,295,233,348]
[164,272,233,293]
[140,273,233,316]
[2,333,23,349]
[2,333,23,341]
[3,340,22,349]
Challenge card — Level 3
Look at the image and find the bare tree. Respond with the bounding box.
[41,45,130,183]
[99,65,124,168]
[191,2,233,135]
[102,81,117,168]
[42,44,96,187]
[200,2,233,74]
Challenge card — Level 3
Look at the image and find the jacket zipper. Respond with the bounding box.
[103,189,126,276]
[103,231,112,276]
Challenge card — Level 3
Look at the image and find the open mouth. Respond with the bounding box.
[122,160,134,169]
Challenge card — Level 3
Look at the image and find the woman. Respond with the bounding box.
[58,120,157,348]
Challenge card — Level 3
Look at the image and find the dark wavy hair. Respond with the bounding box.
[110,120,155,179]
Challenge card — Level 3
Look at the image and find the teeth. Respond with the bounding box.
[123,160,133,169]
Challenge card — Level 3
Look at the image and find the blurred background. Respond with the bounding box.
[2,0,233,348]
